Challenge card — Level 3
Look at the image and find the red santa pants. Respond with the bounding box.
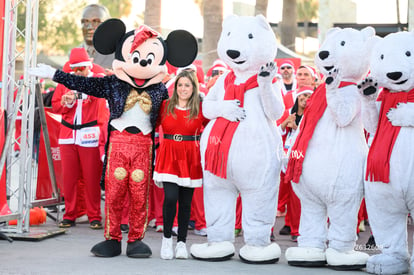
[60,144,102,222]
[104,131,152,243]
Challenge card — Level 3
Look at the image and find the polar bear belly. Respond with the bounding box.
[200,92,282,187]
[388,127,414,192]
[300,110,368,194]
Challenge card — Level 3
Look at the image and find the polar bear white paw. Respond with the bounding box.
[257,62,277,84]
[366,253,409,275]
[387,103,414,127]
[219,99,246,122]
[285,246,327,267]
[190,241,234,261]
[326,247,369,271]
[357,76,379,100]
[238,243,281,264]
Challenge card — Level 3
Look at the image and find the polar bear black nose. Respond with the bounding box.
[387,71,402,81]
[318,51,329,60]
[227,50,240,59]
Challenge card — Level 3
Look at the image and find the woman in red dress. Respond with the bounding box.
[153,70,208,260]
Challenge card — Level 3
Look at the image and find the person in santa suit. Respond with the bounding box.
[279,60,297,95]
[276,64,317,238]
[278,86,314,241]
[52,47,107,229]
[153,70,209,260]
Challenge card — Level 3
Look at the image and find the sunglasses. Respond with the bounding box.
[72,66,87,72]
[281,66,293,70]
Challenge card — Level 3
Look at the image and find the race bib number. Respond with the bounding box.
[78,126,99,147]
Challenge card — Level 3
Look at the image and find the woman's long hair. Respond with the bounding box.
[165,70,201,120]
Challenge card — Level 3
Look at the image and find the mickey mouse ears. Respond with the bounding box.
[93,19,198,68]
[165,30,198,67]
[93,19,126,55]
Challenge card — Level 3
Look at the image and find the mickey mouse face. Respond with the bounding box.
[112,32,167,88]
[93,19,198,89]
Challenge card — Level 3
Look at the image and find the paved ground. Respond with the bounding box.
[2,208,407,275]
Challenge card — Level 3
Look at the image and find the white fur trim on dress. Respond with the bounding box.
[153,172,202,188]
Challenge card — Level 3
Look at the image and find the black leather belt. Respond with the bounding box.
[109,124,141,134]
[61,119,97,130]
[164,134,200,142]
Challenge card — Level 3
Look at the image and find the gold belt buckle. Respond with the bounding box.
[173,134,183,142]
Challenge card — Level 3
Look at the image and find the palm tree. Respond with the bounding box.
[255,0,269,16]
[144,0,161,32]
[280,0,297,51]
[201,0,223,71]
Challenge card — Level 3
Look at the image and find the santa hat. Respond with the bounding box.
[69,48,92,68]
[301,65,317,79]
[279,60,295,71]
[206,59,229,77]
[296,86,314,97]
[176,64,197,76]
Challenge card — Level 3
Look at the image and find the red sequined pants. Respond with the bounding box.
[104,130,152,242]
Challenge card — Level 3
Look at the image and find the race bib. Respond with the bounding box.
[78,126,99,147]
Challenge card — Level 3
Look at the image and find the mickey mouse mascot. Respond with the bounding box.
[29,19,198,258]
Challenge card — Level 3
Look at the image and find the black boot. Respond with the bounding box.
[91,240,122,257]
[279,225,291,235]
[126,240,152,258]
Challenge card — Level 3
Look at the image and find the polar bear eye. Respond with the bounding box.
[227,32,231,36]
[406,51,411,57]
[340,41,345,46]
[380,54,384,60]
[248,33,253,39]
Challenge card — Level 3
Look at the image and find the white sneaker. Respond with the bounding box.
[148,218,156,228]
[172,226,178,236]
[194,228,207,236]
[160,237,173,260]
[156,225,163,232]
[175,241,188,259]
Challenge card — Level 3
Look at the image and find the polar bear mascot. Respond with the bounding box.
[284,27,377,270]
[190,15,285,264]
[358,31,414,275]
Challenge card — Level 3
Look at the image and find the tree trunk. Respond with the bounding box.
[280,0,297,51]
[255,0,268,16]
[202,0,223,71]
[144,0,161,32]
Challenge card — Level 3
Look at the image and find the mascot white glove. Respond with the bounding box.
[28,63,56,79]
[219,99,246,122]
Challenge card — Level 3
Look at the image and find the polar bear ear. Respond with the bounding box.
[361,26,376,40]
[255,14,272,31]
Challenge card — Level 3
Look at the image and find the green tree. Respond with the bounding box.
[297,0,318,36]
[99,0,132,19]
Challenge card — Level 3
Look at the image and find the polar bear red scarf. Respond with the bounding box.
[365,88,414,183]
[285,81,356,183]
[204,72,259,179]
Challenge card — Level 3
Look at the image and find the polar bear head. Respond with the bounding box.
[369,31,414,92]
[217,14,277,76]
[315,27,376,84]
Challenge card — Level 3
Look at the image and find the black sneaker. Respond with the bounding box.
[90,220,103,230]
[279,225,291,235]
[120,224,129,233]
[59,219,75,228]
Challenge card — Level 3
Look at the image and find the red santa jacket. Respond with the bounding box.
[52,71,108,147]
